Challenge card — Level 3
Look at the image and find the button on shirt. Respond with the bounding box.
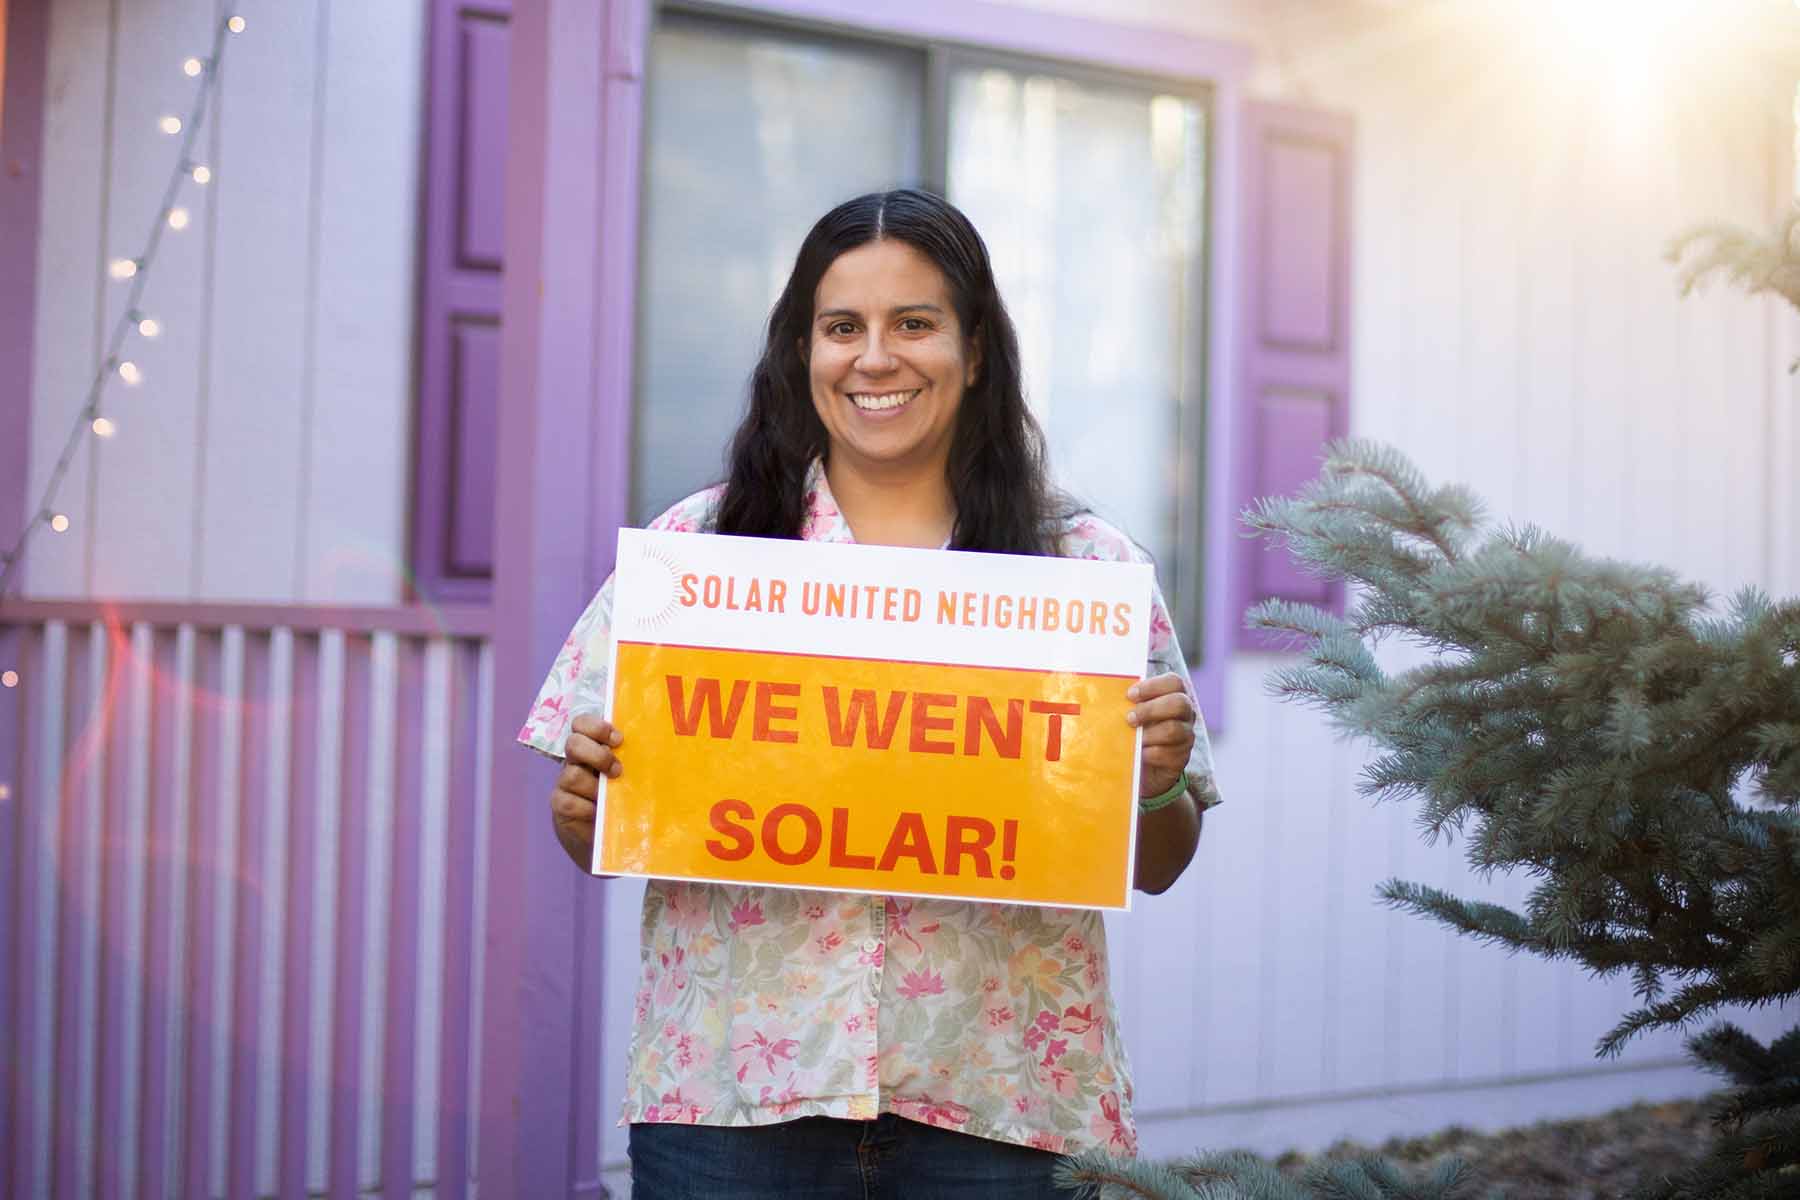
[518,464,1222,1156]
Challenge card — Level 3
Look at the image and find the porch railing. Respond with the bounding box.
[0,599,493,1200]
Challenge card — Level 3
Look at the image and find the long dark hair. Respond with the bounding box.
[712,189,1062,556]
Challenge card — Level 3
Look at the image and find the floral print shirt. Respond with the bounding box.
[518,464,1222,1156]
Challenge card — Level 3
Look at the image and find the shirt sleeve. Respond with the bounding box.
[516,573,617,760]
[1143,578,1223,812]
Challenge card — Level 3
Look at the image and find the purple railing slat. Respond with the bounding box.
[227,633,272,1200]
[0,598,492,639]
[329,636,373,1199]
[135,629,183,1197]
[381,640,426,1198]
[435,641,480,1200]
[53,625,99,1200]
[18,622,56,1200]
[4,626,46,1200]
[279,633,322,1199]
[96,623,137,1200]
[179,630,224,1197]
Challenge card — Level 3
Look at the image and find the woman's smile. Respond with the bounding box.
[847,387,922,415]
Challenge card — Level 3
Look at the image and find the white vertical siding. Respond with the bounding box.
[199,0,324,600]
[88,4,214,599]
[27,0,109,596]
[24,0,424,605]
[300,1,426,604]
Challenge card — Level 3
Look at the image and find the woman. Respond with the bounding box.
[519,189,1222,1198]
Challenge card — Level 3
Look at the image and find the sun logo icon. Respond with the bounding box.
[634,542,686,633]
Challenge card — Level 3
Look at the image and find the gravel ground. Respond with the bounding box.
[1266,1098,1718,1199]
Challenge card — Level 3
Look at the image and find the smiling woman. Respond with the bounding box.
[522,187,1223,1198]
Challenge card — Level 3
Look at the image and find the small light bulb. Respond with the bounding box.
[118,360,142,385]
[168,207,190,231]
[1,670,17,688]
[227,15,246,33]
[160,115,182,135]
[137,316,160,338]
[109,258,139,280]
[190,164,212,185]
[0,784,11,802]
[183,57,205,77]
[92,417,117,438]
[49,514,70,534]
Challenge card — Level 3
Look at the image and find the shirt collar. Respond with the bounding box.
[800,459,857,544]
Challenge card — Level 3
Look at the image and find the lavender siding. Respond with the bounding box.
[412,0,513,605]
[1232,100,1354,650]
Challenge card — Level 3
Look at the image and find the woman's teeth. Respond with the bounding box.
[849,389,920,412]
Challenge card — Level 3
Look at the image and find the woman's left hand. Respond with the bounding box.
[1127,672,1196,799]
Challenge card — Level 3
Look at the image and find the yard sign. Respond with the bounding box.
[599,529,1154,910]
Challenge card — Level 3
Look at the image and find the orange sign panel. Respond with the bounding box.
[597,531,1154,910]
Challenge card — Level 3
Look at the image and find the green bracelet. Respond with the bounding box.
[1138,770,1188,814]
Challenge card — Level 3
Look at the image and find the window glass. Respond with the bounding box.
[947,66,1206,593]
[632,19,924,521]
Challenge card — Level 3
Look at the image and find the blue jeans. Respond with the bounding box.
[626,1115,1071,1199]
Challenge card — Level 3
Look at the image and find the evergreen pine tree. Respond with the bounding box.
[1057,209,1800,1198]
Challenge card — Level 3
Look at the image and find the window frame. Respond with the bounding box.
[643,0,1223,677]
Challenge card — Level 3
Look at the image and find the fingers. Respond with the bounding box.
[1126,673,1186,703]
[565,726,624,780]
[557,758,606,801]
[550,785,597,824]
[1126,676,1196,779]
[1124,689,1195,731]
[570,714,624,749]
[1137,721,1194,748]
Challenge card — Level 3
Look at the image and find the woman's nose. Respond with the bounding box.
[855,331,895,373]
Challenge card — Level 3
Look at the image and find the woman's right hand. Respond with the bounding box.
[551,714,623,868]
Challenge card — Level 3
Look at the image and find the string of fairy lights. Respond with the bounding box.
[0,12,248,603]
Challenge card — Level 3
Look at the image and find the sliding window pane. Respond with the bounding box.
[947,66,1205,594]
[633,18,924,521]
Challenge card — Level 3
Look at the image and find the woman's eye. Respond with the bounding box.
[828,321,857,337]
[899,318,930,332]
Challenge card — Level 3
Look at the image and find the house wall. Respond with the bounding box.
[23,0,424,605]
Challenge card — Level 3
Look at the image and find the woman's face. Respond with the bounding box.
[807,239,977,479]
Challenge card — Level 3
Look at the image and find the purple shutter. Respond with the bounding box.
[1231,99,1353,650]
[412,0,513,604]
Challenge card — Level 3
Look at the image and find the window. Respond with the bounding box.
[632,9,1210,645]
